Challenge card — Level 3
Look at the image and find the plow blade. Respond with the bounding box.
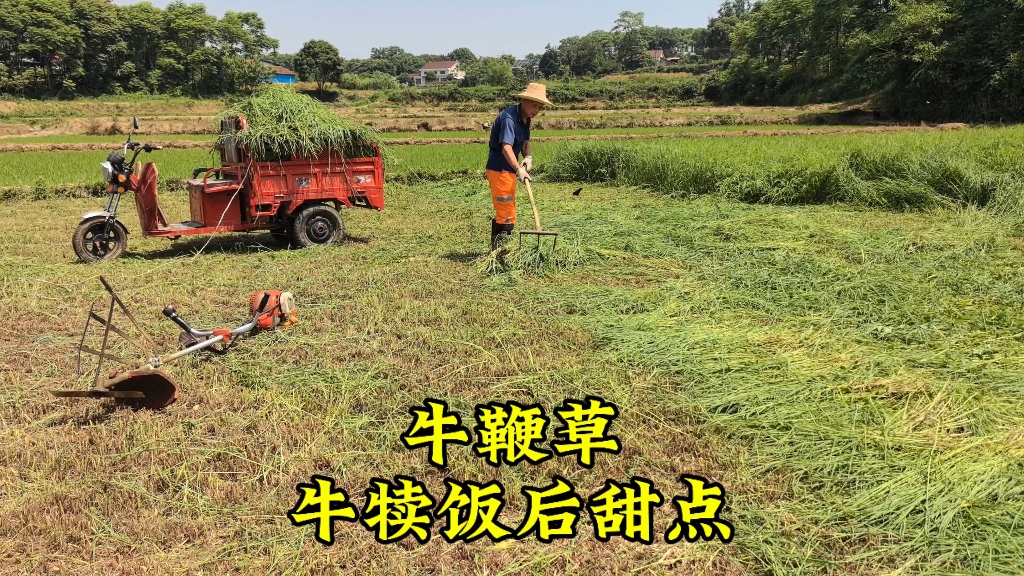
[52,369,180,411]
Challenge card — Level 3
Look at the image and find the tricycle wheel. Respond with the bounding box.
[73,216,128,263]
[292,204,345,248]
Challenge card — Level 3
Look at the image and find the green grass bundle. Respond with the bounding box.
[476,233,586,277]
[216,85,388,162]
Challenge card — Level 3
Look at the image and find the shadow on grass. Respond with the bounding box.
[441,250,486,263]
[84,232,373,261]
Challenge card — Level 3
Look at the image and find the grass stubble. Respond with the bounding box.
[1,131,1023,575]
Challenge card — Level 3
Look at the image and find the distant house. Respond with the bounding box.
[263,63,298,84]
[648,50,682,67]
[412,60,465,87]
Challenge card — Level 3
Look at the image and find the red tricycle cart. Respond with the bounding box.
[72,115,386,263]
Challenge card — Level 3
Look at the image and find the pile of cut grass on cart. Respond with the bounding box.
[216,85,389,161]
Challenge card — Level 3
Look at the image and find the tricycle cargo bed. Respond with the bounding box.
[246,153,384,214]
[187,150,386,215]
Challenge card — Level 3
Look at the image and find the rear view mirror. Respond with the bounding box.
[133,116,140,130]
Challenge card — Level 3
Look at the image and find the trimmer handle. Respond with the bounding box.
[162,304,194,333]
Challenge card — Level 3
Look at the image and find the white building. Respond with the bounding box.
[411,60,465,87]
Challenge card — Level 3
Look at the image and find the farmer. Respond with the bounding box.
[486,82,553,250]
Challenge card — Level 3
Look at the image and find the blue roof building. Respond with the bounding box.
[263,63,298,84]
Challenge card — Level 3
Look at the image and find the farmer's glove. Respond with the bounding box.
[523,156,533,172]
[516,165,532,183]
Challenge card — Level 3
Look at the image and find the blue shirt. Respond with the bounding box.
[486,104,531,173]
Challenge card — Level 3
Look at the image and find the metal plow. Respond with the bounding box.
[52,278,297,411]
[53,276,181,410]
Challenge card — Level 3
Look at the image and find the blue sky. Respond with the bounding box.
[114,0,724,58]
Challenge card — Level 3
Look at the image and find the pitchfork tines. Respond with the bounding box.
[518,179,559,253]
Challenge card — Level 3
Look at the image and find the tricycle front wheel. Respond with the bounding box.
[73,216,128,263]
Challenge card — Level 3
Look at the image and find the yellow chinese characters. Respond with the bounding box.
[474,401,552,466]
[361,476,436,544]
[666,475,735,544]
[400,399,471,468]
[516,476,584,543]
[288,473,735,547]
[436,479,514,543]
[587,477,664,545]
[287,475,358,546]
[551,396,622,468]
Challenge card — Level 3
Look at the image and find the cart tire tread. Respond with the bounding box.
[72,216,128,263]
[292,204,345,248]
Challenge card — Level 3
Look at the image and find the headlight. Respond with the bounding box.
[101,161,113,183]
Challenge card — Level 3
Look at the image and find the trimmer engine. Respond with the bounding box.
[250,290,298,330]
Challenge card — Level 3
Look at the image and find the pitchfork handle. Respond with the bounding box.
[524,179,542,232]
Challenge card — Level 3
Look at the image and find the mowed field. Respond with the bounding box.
[1,100,1023,576]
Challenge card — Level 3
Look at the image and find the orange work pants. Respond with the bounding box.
[487,170,517,226]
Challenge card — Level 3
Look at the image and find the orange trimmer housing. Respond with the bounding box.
[250,290,298,330]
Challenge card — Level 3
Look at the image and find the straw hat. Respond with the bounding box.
[516,82,553,106]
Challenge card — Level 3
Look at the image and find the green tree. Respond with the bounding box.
[2,0,83,94]
[446,47,476,64]
[611,10,644,33]
[262,52,295,71]
[719,0,1024,121]
[559,33,617,77]
[619,28,655,70]
[370,46,417,74]
[343,58,395,75]
[295,39,342,95]
[463,57,513,86]
[538,45,561,78]
[71,0,125,95]
[216,11,278,94]
[160,1,217,94]
[698,0,753,60]
[116,1,163,92]
[647,26,700,55]
[0,0,285,97]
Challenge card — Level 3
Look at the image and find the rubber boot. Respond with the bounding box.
[491,220,514,251]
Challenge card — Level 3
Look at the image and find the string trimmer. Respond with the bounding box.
[52,277,297,410]
[519,179,559,254]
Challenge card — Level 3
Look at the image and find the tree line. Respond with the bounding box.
[0,2,727,98]
[2,0,1020,122]
[716,0,1024,121]
[276,10,723,94]
[0,0,278,97]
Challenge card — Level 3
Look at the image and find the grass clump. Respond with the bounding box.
[477,233,587,277]
[544,127,1024,217]
[216,85,388,162]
